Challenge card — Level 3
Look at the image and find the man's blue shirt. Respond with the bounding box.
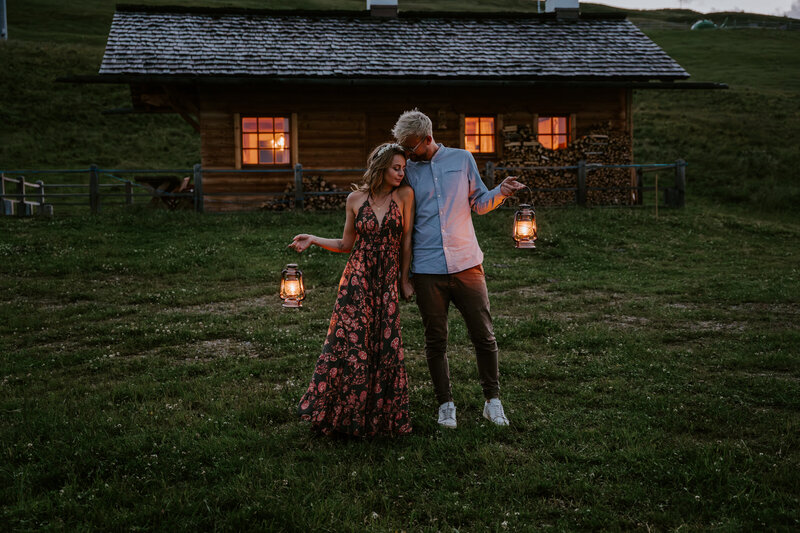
[405,144,507,274]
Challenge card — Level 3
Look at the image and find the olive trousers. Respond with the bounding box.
[413,265,500,405]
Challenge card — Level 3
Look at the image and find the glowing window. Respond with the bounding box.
[538,116,570,150]
[464,117,495,153]
[241,116,291,165]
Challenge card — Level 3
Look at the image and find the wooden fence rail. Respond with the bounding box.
[485,159,687,208]
[0,160,687,215]
[1,173,53,216]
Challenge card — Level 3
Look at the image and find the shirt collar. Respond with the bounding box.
[415,143,445,165]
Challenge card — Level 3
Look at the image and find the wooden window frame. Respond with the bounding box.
[239,114,293,167]
[463,115,497,155]
[536,115,573,150]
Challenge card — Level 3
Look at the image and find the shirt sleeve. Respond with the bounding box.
[466,151,506,215]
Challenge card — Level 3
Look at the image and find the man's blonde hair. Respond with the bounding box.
[392,108,432,143]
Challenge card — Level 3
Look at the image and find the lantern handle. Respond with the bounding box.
[505,181,534,208]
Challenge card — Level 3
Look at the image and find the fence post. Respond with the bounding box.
[193,164,204,213]
[485,161,496,188]
[89,164,100,214]
[635,167,644,205]
[35,179,50,217]
[16,174,27,216]
[294,163,304,211]
[36,179,44,207]
[125,181,133,206]
[655,173,659,217]
[0,173,7,215]
[674,159,686,208]
[577,159,587,207]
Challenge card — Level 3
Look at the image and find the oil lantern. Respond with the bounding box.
[279,263,305,308]
[513,204,537,249]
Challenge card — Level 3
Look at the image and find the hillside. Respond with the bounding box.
[1,1,798,213]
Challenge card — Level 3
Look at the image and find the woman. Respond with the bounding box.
[290,143,415,437]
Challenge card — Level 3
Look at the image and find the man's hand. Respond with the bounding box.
[500,176,526,197]
[400,279,415,302]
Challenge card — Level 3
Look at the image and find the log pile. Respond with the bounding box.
[261,175,348,211]
[495,122,634,206]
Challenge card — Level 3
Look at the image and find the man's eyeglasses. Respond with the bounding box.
[401,136,427,154]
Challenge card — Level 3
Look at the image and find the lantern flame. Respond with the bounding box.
[283,279,301,297]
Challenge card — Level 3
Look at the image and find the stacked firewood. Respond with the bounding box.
[262,175,348,211]
[495,122,633,206]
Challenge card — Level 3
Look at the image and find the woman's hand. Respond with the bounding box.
[400,279,415,302]
[289,234,314,253]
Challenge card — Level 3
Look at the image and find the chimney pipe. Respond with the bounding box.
[545,0,580,19]
[367,0,398,18]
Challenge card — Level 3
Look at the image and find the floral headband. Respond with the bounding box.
[375,143,402,159]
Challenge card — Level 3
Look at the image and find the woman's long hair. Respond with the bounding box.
[356,142,406,199]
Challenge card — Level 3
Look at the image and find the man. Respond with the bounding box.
[393,109,525,429]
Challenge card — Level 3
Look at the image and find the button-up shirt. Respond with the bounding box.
[405,144,507,274]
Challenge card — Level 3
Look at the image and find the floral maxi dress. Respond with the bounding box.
[298,198,412,436]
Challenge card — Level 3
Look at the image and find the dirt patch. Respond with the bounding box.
[180,339,260,362]
[175,295,273,315]
[131,338,261,363]
[739,371,800,383]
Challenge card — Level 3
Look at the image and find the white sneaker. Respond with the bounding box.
[483,398,510,426]
[437,401,457,429]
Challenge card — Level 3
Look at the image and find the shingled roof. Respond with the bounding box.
[98,5,689,81]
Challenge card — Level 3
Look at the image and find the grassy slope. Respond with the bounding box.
[1,1,799,531]
[633,29,800,214]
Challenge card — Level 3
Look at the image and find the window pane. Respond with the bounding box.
[480,135,495,153]
[242,117,258,132]
[479,117,494,135]
[465,135,479,152]
[556,135,567,149]
[538,117,552,135]
[539,135,554,150]
[465,117,479,135]
[274,117,289,132]
[258,117,274,132]
[242,149,258,165]
[242,116,292,165]
[242,133,258,149]
[258,134,275,148]
[553,117,568,135]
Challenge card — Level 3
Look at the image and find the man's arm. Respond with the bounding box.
[466,152,525,214]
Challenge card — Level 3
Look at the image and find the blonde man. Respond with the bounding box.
[393,109,524,428]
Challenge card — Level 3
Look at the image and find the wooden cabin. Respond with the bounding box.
[92,2,712,210]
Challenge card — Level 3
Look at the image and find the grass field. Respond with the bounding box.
[1,1,799,530]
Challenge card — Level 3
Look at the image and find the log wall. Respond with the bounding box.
[193,83,632,210]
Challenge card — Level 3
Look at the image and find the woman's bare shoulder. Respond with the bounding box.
[395,184,414,201]
[347,189,368,206]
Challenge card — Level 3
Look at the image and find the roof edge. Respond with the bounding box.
[60,74,725,90]
[114,4,628,20]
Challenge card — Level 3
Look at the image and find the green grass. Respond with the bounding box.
[2,0,800,530]
[1,207,798,530]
